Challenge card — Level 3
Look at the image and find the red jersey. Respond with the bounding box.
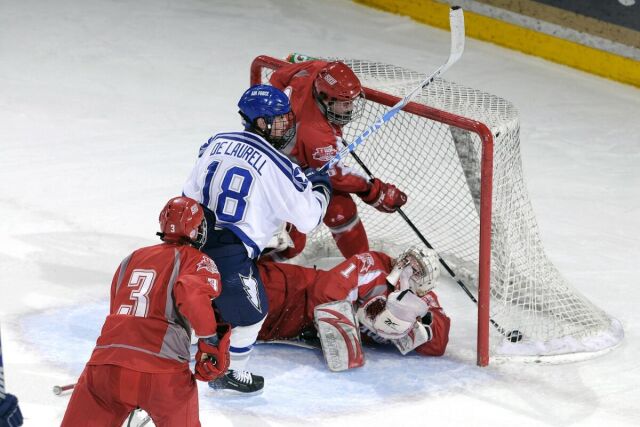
[257,251,450,356]
[89,243,221,373]
[270,61,370,194]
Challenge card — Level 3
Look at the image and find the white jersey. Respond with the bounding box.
[183,131,328,258]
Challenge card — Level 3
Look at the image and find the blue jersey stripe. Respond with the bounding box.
[211,132,307,192]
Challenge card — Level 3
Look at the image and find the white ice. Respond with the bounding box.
[1,1,639,426]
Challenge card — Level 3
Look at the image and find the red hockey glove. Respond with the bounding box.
[194,323,231,381]
[358,178,407,213]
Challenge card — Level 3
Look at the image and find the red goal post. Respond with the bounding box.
[250,55,495,366]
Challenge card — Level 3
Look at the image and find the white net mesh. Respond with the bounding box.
[255,56,623,361]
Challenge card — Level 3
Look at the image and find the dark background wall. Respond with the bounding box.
[533,0,640,31]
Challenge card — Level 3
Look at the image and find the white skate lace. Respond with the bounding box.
[231,370,253,384]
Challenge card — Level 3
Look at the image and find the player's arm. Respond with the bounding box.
[414,292,451,356]
[298,128,371,194]
[301,128,407,212]
[172,253,222,337]
[269,163,331,234]
[269,61,319,91]
[109,252,135,313]
[173,253,231,381]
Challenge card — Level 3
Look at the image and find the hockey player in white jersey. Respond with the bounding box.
[183,84,331,395]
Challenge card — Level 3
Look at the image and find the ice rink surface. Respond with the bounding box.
[1,1,639,426]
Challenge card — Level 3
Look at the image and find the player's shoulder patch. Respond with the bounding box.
[355,253,375,273]
[312,145,338,162]
[196,256,218,275]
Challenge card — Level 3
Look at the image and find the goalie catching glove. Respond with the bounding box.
[194,322,231,381]
[358,178,407,213]
[357,289,429,340]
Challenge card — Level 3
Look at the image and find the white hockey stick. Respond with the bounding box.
[318,6,465,173]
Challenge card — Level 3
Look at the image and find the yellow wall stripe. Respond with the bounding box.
[355,0,640,88]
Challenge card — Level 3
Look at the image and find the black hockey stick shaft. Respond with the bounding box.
[348,150,516,339]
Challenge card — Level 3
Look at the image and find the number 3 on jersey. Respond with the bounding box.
[203,161,254,223]
[118,269,156,317]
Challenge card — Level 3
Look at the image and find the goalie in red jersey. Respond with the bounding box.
[257,241,450,370]
[270,59,408,259]
[62,197,231,427]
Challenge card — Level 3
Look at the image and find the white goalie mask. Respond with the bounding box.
[386,246,440,296]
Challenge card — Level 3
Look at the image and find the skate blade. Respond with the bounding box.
[207,386,264,397]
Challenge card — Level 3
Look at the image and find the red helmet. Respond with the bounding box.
[158,196,206,246]
[313,62,364,125]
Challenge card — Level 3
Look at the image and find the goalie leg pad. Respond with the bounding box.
[314,300,365,372]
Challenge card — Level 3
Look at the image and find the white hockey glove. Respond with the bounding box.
[391,312,434,355]
[356,289,429,340]
[262,222,294,255]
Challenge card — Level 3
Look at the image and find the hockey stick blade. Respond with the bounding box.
[257,339,320,350]
[319,6,465,174]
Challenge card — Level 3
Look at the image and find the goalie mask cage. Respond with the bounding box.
[250,55,623,366]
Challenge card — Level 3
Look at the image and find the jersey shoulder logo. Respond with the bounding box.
[355,253,374,274]
[312,145,337,162]
[293,166,308,188]
[196,256,218,274]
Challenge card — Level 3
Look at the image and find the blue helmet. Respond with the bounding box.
[238,84,296,149]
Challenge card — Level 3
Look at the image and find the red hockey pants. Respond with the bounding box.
[61,364,200,427]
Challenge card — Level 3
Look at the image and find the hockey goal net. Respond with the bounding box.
[250,54,623,366]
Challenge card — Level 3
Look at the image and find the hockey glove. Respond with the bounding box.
[0,393,23,427]
[356,289,429,340]
[358,178,407,213]
[194,323,231,382]
[304,167,332,202]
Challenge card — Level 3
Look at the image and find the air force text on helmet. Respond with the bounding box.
[250,89,272,97]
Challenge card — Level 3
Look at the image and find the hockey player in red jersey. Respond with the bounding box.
[257,245,450,358]
[61,197,231,427]
[270,60,408,259]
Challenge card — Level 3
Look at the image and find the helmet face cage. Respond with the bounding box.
[260,110,296,150]
[396,247,441,296]
[193,215,207,248]
[325,94,365,126]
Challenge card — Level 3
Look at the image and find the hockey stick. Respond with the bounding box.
[318,6,465,174]
[257,339,320,350]
[53,383,75,395]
